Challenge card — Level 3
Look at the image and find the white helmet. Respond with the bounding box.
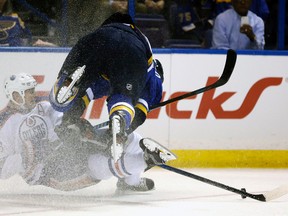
[4,73,37,106]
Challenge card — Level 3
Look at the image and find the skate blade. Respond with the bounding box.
[57,65,86,104]
[141,138,177,162]
[114,188,155,196]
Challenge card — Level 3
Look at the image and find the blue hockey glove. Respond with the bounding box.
[154,59,164,83]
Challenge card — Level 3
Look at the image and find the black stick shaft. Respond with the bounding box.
[150,49,236,110]
[159,164,266,202]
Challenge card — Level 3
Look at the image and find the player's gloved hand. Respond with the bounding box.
[154,59,164,83]
[55,122,81,144]
[127,107,146,134]
[55,118,95,143]
[109,111,128,161]
[75,118,96,140]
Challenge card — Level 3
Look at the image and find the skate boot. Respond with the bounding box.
[139,138,177,170]
[55,65,86,104]
[116,177,155,195]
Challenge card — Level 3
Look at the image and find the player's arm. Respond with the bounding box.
[212,16,230,49]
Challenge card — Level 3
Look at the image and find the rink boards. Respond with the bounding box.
[0,48,288,168]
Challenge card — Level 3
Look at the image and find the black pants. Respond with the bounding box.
[60,24,149,101]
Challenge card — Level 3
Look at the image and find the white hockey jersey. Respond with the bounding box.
[0,101,63,183]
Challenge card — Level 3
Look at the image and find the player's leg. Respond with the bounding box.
[87,132,147,182]
[115,132,153,192]
[116,133,177,193]
[87,131,176,193]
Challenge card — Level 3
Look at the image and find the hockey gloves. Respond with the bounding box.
[55,118,95,144]
[154,59,164,83]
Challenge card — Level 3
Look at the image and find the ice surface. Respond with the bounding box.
[0,168,287,216]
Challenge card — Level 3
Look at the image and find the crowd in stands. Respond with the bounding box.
[0,0,286,49]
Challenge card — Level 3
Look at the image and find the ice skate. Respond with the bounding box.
[56,65,86,104]
[115,177,155,195]
[139,138,177,169]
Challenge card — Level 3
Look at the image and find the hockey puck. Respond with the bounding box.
[241,188,247,199]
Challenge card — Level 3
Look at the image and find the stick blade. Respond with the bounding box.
[263,184,288,201]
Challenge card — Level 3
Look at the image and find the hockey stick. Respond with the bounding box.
[159,164,288,202]
[150,49,236,109]
[94,49,237,129]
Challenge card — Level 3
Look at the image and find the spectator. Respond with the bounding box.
[202,0,269,48]
[212,0,265,50]
[171,0,213,45]
[12,0,60,38]
[211,0,269,21]
[0,0,32,46]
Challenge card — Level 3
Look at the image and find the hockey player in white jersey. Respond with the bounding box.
[0,73,176,192]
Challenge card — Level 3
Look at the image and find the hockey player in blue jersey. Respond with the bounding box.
[49,12,164,152]
[49,12,168,191]
[50,12,163,145]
